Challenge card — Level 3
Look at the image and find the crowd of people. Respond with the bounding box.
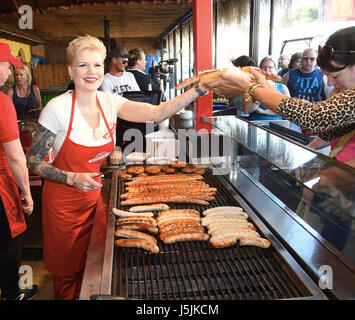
[0,25,354,301]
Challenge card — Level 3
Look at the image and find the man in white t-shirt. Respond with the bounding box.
[100,47,140,95]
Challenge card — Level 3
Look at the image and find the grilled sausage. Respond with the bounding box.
[128,204,169,212]
[112,208,154,217]
[162,232,210,244]
[121,197,209,206]
[114,228,157,244]
[157,214,201,224]
[118,223,159,234]
[210,236,236,248]
[239,237,271,249]
[203,206,244,216]
[201,217,247,227]
[203,211,248,219]
[116,216,157,226]
[207,223,256,235]
[115,239,159,254]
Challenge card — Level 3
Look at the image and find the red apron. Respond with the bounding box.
[0,170,26,238]
[42,91,114,276]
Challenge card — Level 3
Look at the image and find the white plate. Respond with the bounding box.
[146,157,177,165]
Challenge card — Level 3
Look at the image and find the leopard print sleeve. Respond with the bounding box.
[278,88,355,141]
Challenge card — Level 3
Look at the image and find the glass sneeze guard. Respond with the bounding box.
[204,115,355,264]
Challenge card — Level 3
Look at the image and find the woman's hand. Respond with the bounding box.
[205,67,252,99]
[73,172,102,192]
[21,193,34,215]
[109,150,123,165]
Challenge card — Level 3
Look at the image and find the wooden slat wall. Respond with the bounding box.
[33,64,70,89]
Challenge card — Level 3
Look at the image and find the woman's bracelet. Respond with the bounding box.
[73,172,78,189]
[243,83,261,103]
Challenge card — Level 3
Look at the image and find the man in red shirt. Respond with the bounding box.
[0,42,37,300]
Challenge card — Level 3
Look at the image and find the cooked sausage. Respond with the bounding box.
[112,208,154,217]
[121,197,209,206]
[162,232,210,244]
[158,219,202,233]
[116,216,157,226]
[128,203,169,212]
[160,227,205,240]
[157,214,201,224]
[203,206,244,216]
[157,209,200,218]
[239,237,271,249]
[201,217,247,227]
[210,229,260,242]
[210,236,236,248]
[203,211,248,219]
[118,223,159,234]
[207,223,256,235]
[114,228,157,245]
[115,239,159,254]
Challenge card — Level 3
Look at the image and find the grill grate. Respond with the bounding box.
[111,173,313,300]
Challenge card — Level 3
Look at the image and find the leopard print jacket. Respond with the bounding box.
[278,88,355,141]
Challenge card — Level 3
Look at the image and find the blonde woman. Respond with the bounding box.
[7,64,42,118]
[27,35,207,300]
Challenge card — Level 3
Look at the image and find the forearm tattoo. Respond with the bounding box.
[27,124,68,184]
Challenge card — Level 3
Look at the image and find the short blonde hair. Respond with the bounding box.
[66,35,106,65]
[15,64,31,85]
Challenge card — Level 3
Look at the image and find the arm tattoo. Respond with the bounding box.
[27,124,68,184]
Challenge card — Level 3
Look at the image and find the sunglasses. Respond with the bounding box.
[318,45,355,59]
[301,57,316,61]
[121,60,128,65]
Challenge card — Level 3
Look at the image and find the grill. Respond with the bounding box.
[109,172,323,300]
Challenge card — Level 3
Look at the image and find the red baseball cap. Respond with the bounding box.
[0,42,23,67]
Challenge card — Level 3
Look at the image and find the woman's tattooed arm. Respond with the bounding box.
[27,124,73,185]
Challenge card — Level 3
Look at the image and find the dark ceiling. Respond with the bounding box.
[0,0,193,45]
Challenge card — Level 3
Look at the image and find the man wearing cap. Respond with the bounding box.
[100,46,140,95]
[0,42,38,300]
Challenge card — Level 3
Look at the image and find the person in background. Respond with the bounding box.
[277,53,290,77]
[0,42,37,300]
[204,27,355,143]
[127,48,152,91]
[229,55,256,117]
[27,35,208,300]
[7,64,42,119]
[100,46,140,95]
[283,48,327,102]
[288,52,302,70]
[149,60,160,89]
[232,55,256,68]
[244,56,290,121]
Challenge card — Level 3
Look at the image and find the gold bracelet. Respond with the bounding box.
[243,83,260,103]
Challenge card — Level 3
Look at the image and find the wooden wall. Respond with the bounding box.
[33,64,70,89]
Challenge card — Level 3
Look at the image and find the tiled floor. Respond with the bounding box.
[20,260,54,300]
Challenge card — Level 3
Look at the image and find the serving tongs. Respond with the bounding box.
[93,163,127,178]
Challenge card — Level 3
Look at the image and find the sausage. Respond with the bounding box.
[160,227,205,240]
[211,228,259,239]
[203,206,244,216]
[157,214,201,224]
[121,197,209,206]
[157,209,200,217]
[121,191,215,199]
[239,237,271,249]
[203,211,248,219]
[210,236,236,248]
[201,214,248,224]
[115,239,159,254]
[201,217,247,227]
[158,219,202,233]
[162,232,210,244]
[112,208,154,217]
[118,223,159,234]
[128,203,169,212]
[114,228,157,245]
[116,216,157,226]
[207,223,256,235]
